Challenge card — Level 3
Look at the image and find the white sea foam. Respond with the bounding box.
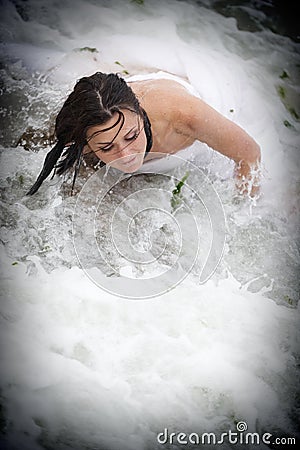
[0,0,299,449]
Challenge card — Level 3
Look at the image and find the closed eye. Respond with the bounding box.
[97,131,140,152]
[99,144,113,152]
[125,132,139,141]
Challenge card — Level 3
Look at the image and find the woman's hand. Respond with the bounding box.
[234,158,261,198]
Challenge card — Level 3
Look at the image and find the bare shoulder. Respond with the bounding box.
[128,78,191,103]
[128,78,198,123]
[128,77,225,136]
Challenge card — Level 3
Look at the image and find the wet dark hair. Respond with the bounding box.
[26,72,143,195]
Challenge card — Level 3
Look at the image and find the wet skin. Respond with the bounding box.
[86,78,261,195]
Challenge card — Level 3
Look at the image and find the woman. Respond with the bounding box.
[27,71,261,196]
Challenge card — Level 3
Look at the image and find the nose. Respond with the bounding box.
[117,144,135,161]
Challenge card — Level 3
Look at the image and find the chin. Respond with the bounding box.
[118,156,144,173]
[126,162,143,173]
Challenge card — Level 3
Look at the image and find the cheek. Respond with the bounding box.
[91,132,147,163]
[140,133,147,150]
[91,148,116,164]
[130,134,147,156]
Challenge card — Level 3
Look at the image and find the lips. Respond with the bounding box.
[122,155,137,166]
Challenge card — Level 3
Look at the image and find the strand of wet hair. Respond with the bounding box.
[71,144,84,195]
[26,140,65,195]
[55,142,85,195]
[26,141,85,195]
[55,142,81,175]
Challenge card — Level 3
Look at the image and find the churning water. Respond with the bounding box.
[0,0,299,449]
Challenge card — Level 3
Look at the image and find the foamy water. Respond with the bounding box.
[0,0,299,449]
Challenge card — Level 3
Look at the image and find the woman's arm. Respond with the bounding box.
[174,95,261,197]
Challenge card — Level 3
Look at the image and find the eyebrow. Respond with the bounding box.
[93,127,137,146]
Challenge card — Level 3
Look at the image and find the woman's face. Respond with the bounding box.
[86,109,147,172]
